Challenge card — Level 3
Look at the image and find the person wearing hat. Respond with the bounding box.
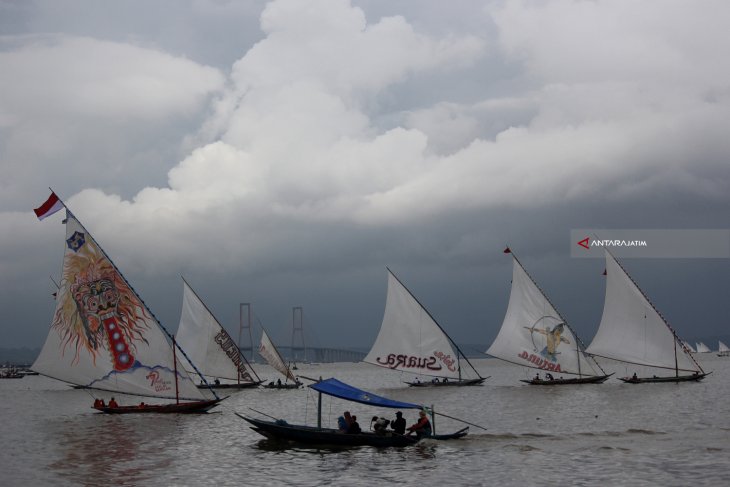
[406,410,432,439]
[390,411,406,435]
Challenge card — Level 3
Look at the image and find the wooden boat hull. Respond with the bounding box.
[263,383,302,389]
[619,373,709,384]
[237,414,468,447]
[197,381,262,390]
[520,374,613,385]
[405,377,486,387]
[94,398,222,414]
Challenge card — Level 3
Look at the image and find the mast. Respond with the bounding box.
[386,268,483,381]
[173,336,180,405]
[52,193,218,400]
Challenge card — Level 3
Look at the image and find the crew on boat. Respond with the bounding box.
[390,411,406,435]
[108,397,119,408]
[337,411,354,432]
[407,410,432,439]
[371,416,390,435]
[349,415,362,434]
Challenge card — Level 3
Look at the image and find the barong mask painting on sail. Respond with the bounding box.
[585,250,708,383]
[32,192,219,409]
[487,248,610,384]
[364,269,485,386]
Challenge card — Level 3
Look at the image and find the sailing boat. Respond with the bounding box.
[236,378,469,447]
[585,250,708,383]
[32,192,222,413]
[364,268,486,387]
[487,248,612,385]
[175,278,262,389]
[717,341,730,357]
[695,342,711,353]
[683,341,696,353]
[259,327,302,389]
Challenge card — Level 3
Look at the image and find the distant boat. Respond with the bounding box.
[718,341,730,358]
[175,278,263,389]
[585,251,708,383]
[32,194,222,413]
[683,341,696,353]
[236,378,469,447]
[364,268,486,387]
[259,328,302,389]
[0,367,24,379]
[695,342,712,353]
[487,248,611,385]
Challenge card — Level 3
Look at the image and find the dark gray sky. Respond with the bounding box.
[1,0,728,351]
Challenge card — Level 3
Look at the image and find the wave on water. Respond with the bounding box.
[577,429,666,438]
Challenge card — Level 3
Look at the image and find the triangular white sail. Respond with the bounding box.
[32,213,205,401]
[364,270,465,380]
[175,280,258,385]
[683,341,696,353]
[718,341,730,353]
[586,251,700,373]
[487,256,603,377]
[259,329,297,382]
[695,342,711,353]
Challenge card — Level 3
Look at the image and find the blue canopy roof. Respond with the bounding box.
[309,378,422,410]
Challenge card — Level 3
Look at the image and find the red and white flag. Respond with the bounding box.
[34,192,64,221]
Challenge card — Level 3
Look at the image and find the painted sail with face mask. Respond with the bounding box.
[487,249,609,383]
[363,268,485,386]
[32,204,214,405]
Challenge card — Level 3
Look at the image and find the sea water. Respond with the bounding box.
[1,356,728,486]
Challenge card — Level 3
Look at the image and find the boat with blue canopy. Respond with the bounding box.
[236,378,469,447]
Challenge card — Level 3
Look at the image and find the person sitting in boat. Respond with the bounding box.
[139,402,146,408]
[348,415,362,434]
[337,411,353,432]
[108,397,119,408]
[632,372,638,380]
[371,416,390,435]
[534,372,540,381]
[407,410,432,439]
[391,411,406,435]
[545,372,554,381]
[93,398,104,408]
[277,379,282,387]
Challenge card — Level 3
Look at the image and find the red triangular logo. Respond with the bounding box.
[577,237,590,249]
[503,247,511,254]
